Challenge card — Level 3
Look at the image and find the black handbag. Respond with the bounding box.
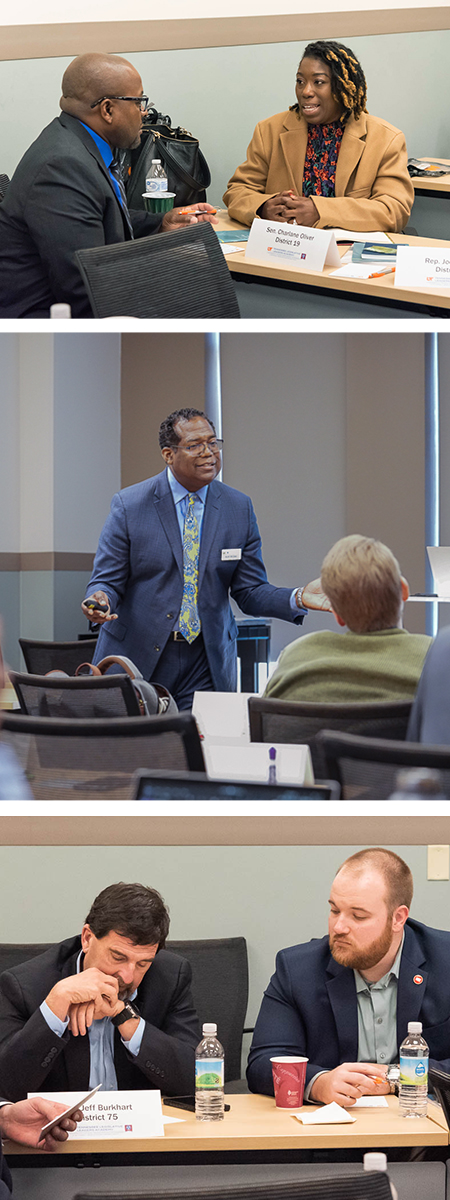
[125,108,211,210]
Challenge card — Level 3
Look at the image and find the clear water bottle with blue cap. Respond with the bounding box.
[399,1021,429,1117]
[145,159,168,193]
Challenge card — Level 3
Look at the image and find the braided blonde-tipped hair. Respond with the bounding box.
[293,40,368,120]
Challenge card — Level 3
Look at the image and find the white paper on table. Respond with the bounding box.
[330,229,391,244]
[163,1115,185,1124]
[329,264,379,279]
[294,1102,356,1125]
[221,244,244,255]
[193,691,254,745]
[353,1095,388,1107]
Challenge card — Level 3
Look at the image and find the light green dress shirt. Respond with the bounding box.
[354,934,404,1066]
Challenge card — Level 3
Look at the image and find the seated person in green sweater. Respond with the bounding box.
[265,535,431,704]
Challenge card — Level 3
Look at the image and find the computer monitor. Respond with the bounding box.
[132,770,340,802]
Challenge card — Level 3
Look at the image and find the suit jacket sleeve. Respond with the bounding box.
[86,493,131,613]
[130,958,199,1095]
[312,128,413,232]
[246,951,325,1095]
[0,1148,11,1200]
[229,496,305,624]
[0,970,71,1101]
[24,155,162,318]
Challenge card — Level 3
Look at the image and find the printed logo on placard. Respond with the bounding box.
[301,253,306,260]
[125,1125,133,1131]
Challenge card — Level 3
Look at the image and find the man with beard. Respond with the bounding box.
[0,883,199,1102]
[247,848,450,1104]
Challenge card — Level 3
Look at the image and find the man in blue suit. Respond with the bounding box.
[247,847,450,1104]
[82,408,328,709]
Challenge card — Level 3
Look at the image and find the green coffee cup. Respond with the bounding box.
[142,192,176,214]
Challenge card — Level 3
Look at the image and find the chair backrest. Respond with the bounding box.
[248,696,412,778]
[0,942,55,976]
[166,938,248,1083]
[316,729,450,799]
[73,1171,393,1200]
[10,670,142,718]
[0,712,205,801]
[19,638,97,675]
[75,222,240,319]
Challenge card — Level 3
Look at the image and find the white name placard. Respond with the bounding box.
[395,246,450,289]
[29,1089,164,1139]
[245,220,341,272]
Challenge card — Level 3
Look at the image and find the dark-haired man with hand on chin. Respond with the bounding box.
[0,883,199,1102]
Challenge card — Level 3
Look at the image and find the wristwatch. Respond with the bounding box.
[111,1000,141,1028]
[386,1064,400,1094]
[295,586,305,609]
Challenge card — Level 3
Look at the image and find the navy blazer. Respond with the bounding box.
[407,627,450,745]
[247,918,450,1094]
[0,112,162,318]
[0,936,200,1103]
[87,470,305,692]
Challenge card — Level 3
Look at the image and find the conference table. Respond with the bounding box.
[215,211,450,318]
[7,1094,449,1198]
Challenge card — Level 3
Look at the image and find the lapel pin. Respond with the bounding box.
[413,974,423,985]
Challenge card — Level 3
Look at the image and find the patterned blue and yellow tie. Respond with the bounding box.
[179,493,201,642]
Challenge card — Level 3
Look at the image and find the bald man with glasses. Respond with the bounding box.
[0,52,216,318]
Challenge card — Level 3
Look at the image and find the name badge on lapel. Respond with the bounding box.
[222,548,242,561]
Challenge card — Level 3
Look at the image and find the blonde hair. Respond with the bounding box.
[336,848,413,912]
[320,534,403,633]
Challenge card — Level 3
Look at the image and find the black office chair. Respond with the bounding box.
[316,729,450,799]
[75,222,241,319]
[167,938,249,1085]
[248,696,412,779]
[9,670,142,719]
[74,1171,393,1200]
[0,943,55,976]
[19,637,97,675]
[0,711,205,801]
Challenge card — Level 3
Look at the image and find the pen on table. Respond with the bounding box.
[370,1075,386,1084]
[368,266,396,279]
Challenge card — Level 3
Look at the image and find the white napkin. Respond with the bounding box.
[294,1101,356,1125]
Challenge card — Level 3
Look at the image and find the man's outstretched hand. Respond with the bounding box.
[298,579,332,611]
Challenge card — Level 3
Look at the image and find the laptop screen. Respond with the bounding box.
[133,770,340,802]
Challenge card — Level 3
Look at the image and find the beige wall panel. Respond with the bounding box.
[121,333,205,488]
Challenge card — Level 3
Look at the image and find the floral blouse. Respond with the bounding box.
[302,120,345,198]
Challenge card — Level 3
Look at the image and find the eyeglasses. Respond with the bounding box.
[174,438,224,456]
[90,96,152,112]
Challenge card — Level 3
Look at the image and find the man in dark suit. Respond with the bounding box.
[0,883,199,1103]
[247,847,450,1104]
[0,53,216,318]
[82,408,329,709]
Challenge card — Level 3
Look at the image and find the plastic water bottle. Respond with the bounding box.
[364,1153,398,1200]
[195,1022,224,1121]
[145,159,168,193]
[399,1021,429,1117]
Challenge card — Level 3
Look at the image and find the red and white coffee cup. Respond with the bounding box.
[270,1056,309,1109]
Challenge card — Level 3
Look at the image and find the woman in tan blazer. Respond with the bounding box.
[224,41,414,233]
